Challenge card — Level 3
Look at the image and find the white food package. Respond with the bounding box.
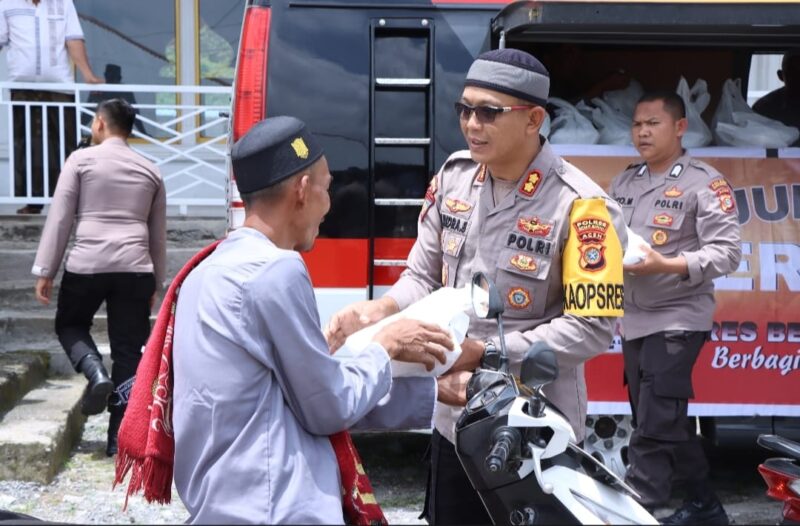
[548,97,600,145]
[712,78,800,148]
[590,98,633,145]
[676,76,713,148]
[623,227,650,266]
[337,287,471,377]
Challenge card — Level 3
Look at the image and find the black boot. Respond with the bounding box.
[77,354,113,416]
[660,498,729,525]
[106,411,123,457]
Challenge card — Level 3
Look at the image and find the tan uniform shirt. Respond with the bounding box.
[32,137,167,287]
[609,154,742,340]
[386,140,627,443]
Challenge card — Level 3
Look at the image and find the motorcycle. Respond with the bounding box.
[757,434,800,525]
[454,272,658,525]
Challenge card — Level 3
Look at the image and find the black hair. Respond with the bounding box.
[637,91,686,121]
[95,98,137,136]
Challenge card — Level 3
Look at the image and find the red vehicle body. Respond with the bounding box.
[228,0,800,471]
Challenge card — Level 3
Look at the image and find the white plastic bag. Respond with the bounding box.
[540,112,551,139]
[600,79,644,119]
[590,98,633,145]
[337,287,470,377]
[623,227,650,266]
[676,77,712,147]
[548,97,600,144]
[713,79,800,147]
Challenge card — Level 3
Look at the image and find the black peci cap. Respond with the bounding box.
[464,48,550,106]
[231,116,324,194]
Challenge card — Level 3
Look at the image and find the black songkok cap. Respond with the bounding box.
[464,48,550,106]
[231,116,324,194]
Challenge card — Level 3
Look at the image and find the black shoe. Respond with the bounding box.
[16,205,42,215]
[78,355,113,416]
[106,412,123,457]
[660,499,729,525]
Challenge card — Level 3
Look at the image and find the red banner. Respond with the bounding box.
[579,154,800,416]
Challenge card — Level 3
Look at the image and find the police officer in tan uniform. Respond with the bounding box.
[326,49,627,525]
[610,91,741,525]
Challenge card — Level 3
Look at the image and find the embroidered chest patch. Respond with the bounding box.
[507,287,532,309]
[445,198,473,213]
[517,216,553,238]
[510,254,538,272]
[653,213,673,227]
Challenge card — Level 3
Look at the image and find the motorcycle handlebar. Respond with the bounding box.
[485,427,522,473]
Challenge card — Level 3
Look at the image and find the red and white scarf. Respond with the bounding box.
[113,240,387,525]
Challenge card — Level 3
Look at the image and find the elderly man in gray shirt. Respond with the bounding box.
[173,116,464,524]
[32,98,165,458]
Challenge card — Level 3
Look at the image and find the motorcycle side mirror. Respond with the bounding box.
[521,342,559,390]
[471,272,504,320]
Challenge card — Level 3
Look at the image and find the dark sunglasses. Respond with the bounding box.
[453,101,537,124]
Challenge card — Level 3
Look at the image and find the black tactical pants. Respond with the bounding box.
[622,330,713,508]
[55,271,155,415]
[422,429,492,525]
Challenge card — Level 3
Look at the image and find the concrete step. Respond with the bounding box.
[0,375,87,484]
[0,311,109,353]
[0,245,214,286]
[0,279,169,313]
[0,216,227,245]
[0,351,50,414]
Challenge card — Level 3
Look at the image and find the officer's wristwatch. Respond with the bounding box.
[481,339,501,370]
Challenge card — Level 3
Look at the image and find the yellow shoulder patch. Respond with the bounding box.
[562,198,624,317]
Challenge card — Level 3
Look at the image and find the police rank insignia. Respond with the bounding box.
[518,170,542,197]
[441,263,449,287]
[664,186,683,198]
[668,164,684,179]
[510,254,537,272]
[291,137,309,159]
[445,198,472,213]
[651,229,668,245]
[653,213,673,227]
[476,164,487,183]
[517,216,553,237]
[419,177,438,222]
[572,217,609,272]
[507,287,531,309]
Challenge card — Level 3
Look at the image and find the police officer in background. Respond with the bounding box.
[326,48,627,525]
[610,91,741,525]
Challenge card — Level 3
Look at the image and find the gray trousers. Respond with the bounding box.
[622,330,713,508]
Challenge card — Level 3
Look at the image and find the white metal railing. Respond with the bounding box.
[0,81,232,214]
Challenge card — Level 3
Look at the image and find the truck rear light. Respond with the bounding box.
[758,462,800,522]
[233,5,270,142]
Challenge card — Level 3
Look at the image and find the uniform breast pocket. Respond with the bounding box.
[647,212,687,256]
[494,247,552,319]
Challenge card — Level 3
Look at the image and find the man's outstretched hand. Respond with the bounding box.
[324,297,399,352]
[373,318,454,372]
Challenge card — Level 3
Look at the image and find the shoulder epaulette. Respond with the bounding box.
[688,158,720,178]
[441,149,474,171]
[557,161,610,200]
